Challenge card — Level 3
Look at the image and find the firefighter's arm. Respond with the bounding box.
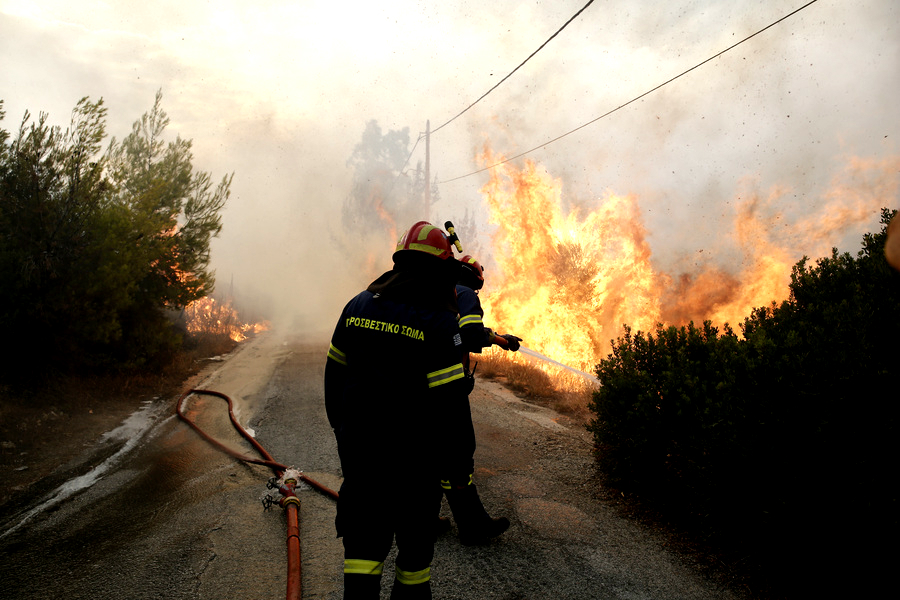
[324,342,348,431]
[459,321,488,354]
[457,287,494,353]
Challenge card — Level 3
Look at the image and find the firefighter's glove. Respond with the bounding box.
[499,334,522,352]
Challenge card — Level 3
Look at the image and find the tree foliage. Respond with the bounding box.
[588,209,899,593]
[342,120,437,237]
[105,91,231,343]
[0,92,230,375]
[337,120,443,281]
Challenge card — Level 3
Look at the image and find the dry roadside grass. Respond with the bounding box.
[0,333,239,510]
[473,348,597,425]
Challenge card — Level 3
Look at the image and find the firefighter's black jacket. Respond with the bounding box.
[325,266,475,481]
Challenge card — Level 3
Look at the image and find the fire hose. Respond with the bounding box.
[176,388,339,600]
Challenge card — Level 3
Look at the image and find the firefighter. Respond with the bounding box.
[440,254,521,545]
[325,221,474,600]
[456,255,522,357]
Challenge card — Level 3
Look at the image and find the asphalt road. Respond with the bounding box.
[0,331,744,599]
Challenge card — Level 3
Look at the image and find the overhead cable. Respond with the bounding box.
[431,0,596,136]
[440,0,819,184]
[382,133,423,199]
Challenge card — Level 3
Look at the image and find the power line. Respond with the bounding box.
[440,0,820,184]
[402,134,423,172]
[431,0,596,136]
[382,134,424,200]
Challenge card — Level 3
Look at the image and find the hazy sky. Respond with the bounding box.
[2,0,898,332]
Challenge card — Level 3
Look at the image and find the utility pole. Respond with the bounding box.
[425,120,431,219]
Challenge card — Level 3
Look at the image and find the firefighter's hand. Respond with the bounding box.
[498,334,522,351]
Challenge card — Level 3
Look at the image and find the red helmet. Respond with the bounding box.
[459,255,484,289]
[394,221,454,261]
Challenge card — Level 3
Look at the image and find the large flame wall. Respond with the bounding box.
[478,149,899,372]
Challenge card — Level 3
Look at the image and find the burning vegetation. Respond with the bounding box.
[184,296,269,343]
[476,146,897,376]
[468,148,897,595]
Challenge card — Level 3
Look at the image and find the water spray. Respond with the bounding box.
[518,346,600,385]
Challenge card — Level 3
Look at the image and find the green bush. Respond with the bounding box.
[0,94,231,376]
[588,208,899,593]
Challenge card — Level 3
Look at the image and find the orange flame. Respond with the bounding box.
[184,296,269,342]
[659,189,797,328]
[476,146,898,372]
[479,147,661,371]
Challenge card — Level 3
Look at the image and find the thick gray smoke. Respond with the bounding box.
[2,0,897,341]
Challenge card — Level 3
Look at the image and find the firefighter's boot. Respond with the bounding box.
[445,483,510,545]
[343,572,381,599]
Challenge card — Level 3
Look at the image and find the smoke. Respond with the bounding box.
[204,115,368,336]
[3,0,897,346]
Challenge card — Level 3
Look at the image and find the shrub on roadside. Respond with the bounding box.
[588,208,899,594]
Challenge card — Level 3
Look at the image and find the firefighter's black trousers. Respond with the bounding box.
[337,472,442,599]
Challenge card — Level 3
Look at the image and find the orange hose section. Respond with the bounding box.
[286,503,302,600]
[175,389,339,500]
[175,388,339,600]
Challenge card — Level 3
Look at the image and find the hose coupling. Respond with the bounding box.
[280,494,301,508]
